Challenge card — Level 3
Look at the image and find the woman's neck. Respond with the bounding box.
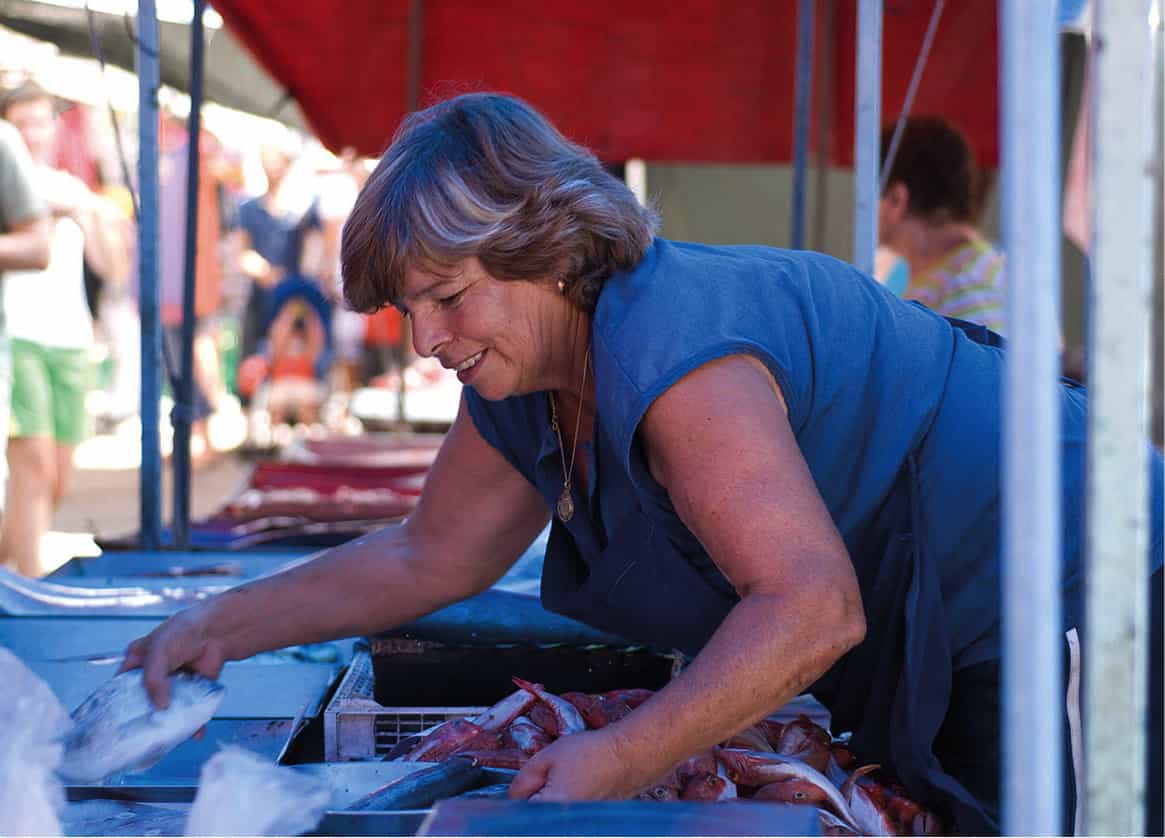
[890,218,979,277]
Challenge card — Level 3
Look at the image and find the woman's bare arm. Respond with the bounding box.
[127,394,550,704]
[512,354,865,799]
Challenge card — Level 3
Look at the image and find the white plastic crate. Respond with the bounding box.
[323,649,485,761]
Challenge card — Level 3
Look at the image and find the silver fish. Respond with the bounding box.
[512,677,586,735]
[58,670,224,784]
[469,689,536,731]
[716,748,861,833]
[456,783,512,800]
[348,756,483,810]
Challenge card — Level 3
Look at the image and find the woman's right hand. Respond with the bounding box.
[119,605,229,709]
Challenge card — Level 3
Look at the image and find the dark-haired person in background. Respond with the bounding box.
[879,116,1007,335]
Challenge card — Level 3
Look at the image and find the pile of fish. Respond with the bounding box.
[391,676,942,836]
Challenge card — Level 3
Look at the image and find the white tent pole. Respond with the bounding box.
[1084,0,1157,833]
[852,0,882,275]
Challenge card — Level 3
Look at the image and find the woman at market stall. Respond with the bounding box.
[124,92,1163,835]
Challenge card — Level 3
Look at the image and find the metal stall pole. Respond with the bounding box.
[395,0,425,426]
[878,0,946,190]
[852,0,882,275]
[790,0,815,250]
[1084,1,1157,834]
[811,0,836,252]
[172,0,207,550]
[137,0,163,550]
[999,1,1063,833]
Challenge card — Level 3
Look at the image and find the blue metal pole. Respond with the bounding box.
[137,0,162,550]
[172,0,206,550]
[852,0,882,275]
[790,0,815,250]
[999,1,1062,833]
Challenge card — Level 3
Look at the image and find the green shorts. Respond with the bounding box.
[9,338,92,444]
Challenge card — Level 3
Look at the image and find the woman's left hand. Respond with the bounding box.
[508,729,653,801]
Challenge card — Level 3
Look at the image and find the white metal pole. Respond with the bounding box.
[852,0,882,275]
[625,158,648,207]
[999,1,1063,834]
[1084,1,1157,834]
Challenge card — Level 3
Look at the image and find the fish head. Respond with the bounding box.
[754,778,829,805]
[643,783,680,801]
[679,772,728,802]
[58,670,224,784]
[713,748,775,785]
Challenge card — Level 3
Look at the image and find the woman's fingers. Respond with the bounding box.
[118,637,148,674]
[508,754,552,799]
[191,645,226,682]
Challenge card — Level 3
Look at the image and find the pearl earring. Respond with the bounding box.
[557,279,566,294]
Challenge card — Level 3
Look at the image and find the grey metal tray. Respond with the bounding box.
[419,799,822,836]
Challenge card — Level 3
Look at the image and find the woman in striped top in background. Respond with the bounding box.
[877,116,1007,335]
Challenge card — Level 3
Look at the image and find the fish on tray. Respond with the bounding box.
[379,675,943,835]
[58,670,224,784]
[348,755,482,810]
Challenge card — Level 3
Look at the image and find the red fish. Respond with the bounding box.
[526,703,560,736]
[598,695,634,725]
[507,715,553,755]
[512,678,586,735]
[454,748,529,770]
[470,689,536,731]
[839,765,898,836]
[817,807,861,836]
[775,715,832,773]
[403,718,485,762]
[681,771,733,802]
[758,719,786,747]
[716,749,860,832]
[562,692,606,728]
[752,777,831,806]
[452,727,506,753]
[723,723,775,752]
[676,750,719,783]
[639,783,681,801]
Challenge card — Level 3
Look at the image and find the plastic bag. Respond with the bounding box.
[184,746,331,836]
[0,646,73,836]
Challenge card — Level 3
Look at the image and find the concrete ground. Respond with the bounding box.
[40,409,251,575]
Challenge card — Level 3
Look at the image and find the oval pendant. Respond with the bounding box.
[556,489,575,522]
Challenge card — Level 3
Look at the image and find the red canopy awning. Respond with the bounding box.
[210,0,999,166]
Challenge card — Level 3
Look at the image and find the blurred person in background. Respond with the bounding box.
[157,111,233,465]
[317,147,369,422]
[232,138,323,365]
[878,116,1006,335]
[0,109,51,528]
[0,81,128,576]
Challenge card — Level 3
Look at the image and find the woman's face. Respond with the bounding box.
[398,257,563,400]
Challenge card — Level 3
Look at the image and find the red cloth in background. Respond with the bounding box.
[210,0,1000,167]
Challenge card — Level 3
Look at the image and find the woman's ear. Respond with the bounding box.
[882,181,910,222]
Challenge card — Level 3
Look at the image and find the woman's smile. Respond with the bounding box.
[453,348,487,383]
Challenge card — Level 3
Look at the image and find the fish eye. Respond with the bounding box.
[794,790,808,801]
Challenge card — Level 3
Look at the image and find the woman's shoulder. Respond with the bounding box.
[593,238,864,350]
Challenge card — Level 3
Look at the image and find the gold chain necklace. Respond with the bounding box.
[549,345,591,522]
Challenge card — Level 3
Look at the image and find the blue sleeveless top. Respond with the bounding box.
[465,237,1164,832]
[467,238,1162,654]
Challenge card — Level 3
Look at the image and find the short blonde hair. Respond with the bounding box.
[341,93,658,314]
